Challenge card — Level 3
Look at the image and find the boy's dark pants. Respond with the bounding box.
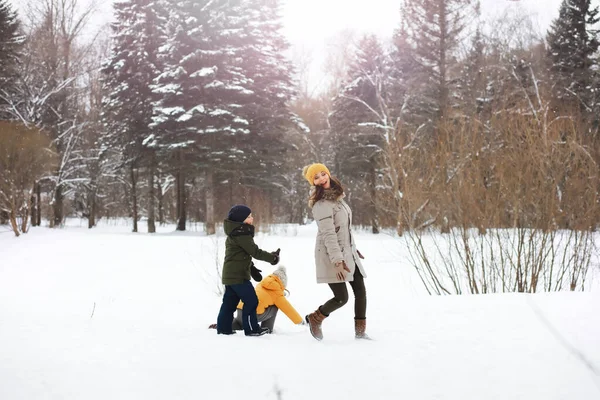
[217,280,260,335]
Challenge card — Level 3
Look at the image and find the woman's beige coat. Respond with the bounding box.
[311,191,366,284]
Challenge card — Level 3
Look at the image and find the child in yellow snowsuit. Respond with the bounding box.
[210,266,304,332]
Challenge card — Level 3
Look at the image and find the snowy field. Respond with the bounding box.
[1,220,600,400]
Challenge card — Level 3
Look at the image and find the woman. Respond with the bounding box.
[302,163,370,341]
[209,265,304,333]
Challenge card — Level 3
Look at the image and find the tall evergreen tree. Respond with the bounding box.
[546,0,599,119]
[402,0,474,124]
[153,0,297,163]
[591,52,600,135]
[457,1,490,117]
[228,0,300,200]
[0,0,23,119]
[151,0,257,232]
[102,0,168,232]
[329,35,396,232]
[152,0,299,232]
[152,0,255,152]
[238,0,297,137]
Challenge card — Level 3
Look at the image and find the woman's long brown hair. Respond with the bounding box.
[309,175,344,204]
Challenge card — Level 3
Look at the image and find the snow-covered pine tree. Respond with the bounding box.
[388,14,420,127]
[456,1,491,118]
[152,0,300,232]
[102,0,168,232]
[237,0,296,138]
[397,0,476,233]
[151,0,256,232]
[401,0,474,125]
[546,0,599,126]
[591,52,600,135]
[227,0,302,205]
[152,0,254,139]
[329,34,398,232]
[196,0,299,184]
[0,0,23,119]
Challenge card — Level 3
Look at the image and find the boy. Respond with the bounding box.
[216,204,280,336]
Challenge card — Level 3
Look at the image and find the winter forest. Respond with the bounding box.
[2,0,600,294]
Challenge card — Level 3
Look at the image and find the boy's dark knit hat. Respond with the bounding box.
[227,205,251,223]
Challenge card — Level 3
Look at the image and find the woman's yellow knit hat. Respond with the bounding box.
[302,163,331,185]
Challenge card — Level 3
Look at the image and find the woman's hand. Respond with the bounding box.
[334,260,351,281]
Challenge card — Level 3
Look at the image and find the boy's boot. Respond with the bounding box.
[355,318,371,340]
[247,327,270,336]
[305,308,327,341]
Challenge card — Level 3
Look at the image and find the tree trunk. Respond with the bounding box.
[9,197,20,237]
[88,193,96,229]
[147,155,156,233]
[396,200,404,236]
[438,0,448,122]
[293,196,305,225]
[52,183,64,227]
[157,170,164,225]
[390,154,404,236]
[9,211,20,237]
[176,171,186,231]
[176,168,181,228]
[36,182,41,227]
[370,163,380,234]
[21,195,31,233]
[176,150,186,231]
[30,182,37,227]
[130,164,139,233]
[205,170,215,235]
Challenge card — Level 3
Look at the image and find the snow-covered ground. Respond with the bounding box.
[1,221,599,399]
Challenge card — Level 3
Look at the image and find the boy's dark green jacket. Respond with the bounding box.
[222,219,277,285]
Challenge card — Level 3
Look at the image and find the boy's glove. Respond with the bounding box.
[250,264,263,282]
[270,248,280,265]
[334,260,351,281]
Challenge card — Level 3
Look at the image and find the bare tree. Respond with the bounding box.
[402,89,599,294]
[15,0,100,227]
[0,122,56,236]
[74,31,111,228]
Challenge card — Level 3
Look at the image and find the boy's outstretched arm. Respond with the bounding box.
[235,236,278,264]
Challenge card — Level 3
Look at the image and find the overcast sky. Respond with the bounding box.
[9,0,575,45]
[282,0,565,46]
[281,0,571,91]
[9,0,599,91]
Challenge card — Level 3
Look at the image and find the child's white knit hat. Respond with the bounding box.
[273,265,288,288]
